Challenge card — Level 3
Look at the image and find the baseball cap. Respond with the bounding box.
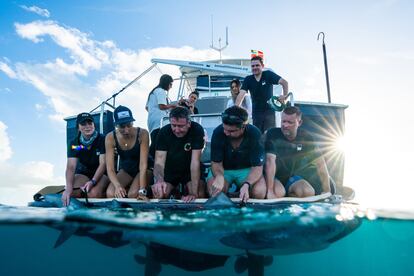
[76,112,94,125]
[113,105,135,125]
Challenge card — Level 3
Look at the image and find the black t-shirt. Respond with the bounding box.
[211,124,264,170]
[156,121,205,175]
[241,70,281,114]
[67,133,106,177]
[265,128,322,186]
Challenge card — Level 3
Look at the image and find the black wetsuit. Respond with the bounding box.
[67,133,106,179]
[113,128,141,177]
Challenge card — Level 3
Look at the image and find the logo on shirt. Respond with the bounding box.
[262,81,266,86]
[184,143,192,151]
[96,151,100,155]
[296,144,303,151]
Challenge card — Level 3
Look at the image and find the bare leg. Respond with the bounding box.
[128,172,142,198]
[186,180,207,198]
[106,170,133,198]
[266,178,286,199]
[251,176,266,199]
[71,174,90,198]
[288,179,315,198]
[88,175,110,198]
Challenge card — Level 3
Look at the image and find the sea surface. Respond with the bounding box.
[0,201,413,276]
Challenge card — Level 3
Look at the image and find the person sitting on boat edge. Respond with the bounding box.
[152,106,206,202]
[145,74,177,167]
[226,79,252,120]
[105,105,150,199]
[62,112,109,206]
[264,106,330,198]
[207,106,266,203]
[234,55,288,133]
[178,90,199,115]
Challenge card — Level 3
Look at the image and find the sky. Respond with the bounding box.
[0,0,413,210]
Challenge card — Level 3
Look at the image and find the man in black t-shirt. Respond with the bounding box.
[264,106,330,198]
[207,106,266,203]
[152,107,206,202]
[235,56,289,133]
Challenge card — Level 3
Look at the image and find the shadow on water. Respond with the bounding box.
[44,202,362,276]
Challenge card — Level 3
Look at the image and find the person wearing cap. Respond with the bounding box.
[152,107,206,202]
[207,106,267,203]
[234,56,288,133]
[264,106,330,198]
[62,112,109,206]
[105,105,150,199]
[145,74,177,165]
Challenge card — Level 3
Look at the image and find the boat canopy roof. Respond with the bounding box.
[151,58,251,78]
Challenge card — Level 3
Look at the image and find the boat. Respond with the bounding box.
[31,55,354,208]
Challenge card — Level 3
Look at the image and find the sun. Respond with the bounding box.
[334,135,348,153]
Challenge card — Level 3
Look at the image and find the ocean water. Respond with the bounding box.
[0,202,413,276]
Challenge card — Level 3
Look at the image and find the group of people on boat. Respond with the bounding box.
[62,56,331,206]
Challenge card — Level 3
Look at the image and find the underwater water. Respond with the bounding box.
[0,203,413,276]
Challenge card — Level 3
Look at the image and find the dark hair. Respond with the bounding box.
[190,90,199,98]
[147,74,173,104]
[230,79,241,88]
[169,106,191,121]
[221,105,248,127]
[251,56,264,65]
[283,106,302,119]
[158,74,173,91]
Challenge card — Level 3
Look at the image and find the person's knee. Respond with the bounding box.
[251,177,266,199]
[128,189,138,198]
[87,189,101,198]
[106,186,115,198]
[274,185,286,198]
[288,180,315,197]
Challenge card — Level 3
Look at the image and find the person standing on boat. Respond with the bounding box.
[146,74,177,164]
[62,112,109,206]
[178,90,199,114]
[235,56,288,133]
[105,106,150,199]
[264,106,330,198]
[207,106,266,203]
[226,79,252,120]
[152,107,206,202]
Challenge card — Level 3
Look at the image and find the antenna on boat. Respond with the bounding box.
[317,32,332,103]
[210,15,228,63]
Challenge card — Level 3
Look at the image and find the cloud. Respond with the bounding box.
[0,122,13,162]
[0,121,63,205]
[35,103,45,111]
[0,161,64,206]
[5,20,218,126]
[0,61,17,79]
[20,5,50,18]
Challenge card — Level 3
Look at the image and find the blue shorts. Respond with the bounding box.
[206,168,250,188]
[284,175,303,192]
